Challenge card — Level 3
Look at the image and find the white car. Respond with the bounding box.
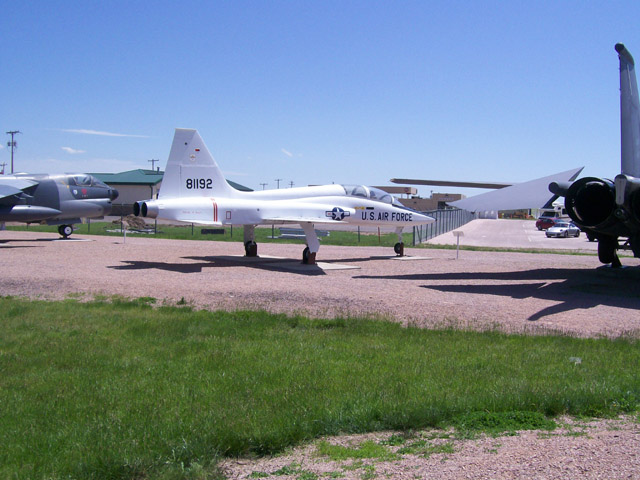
[545,222,580,238]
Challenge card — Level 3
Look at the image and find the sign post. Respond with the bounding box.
[453,231,464,259]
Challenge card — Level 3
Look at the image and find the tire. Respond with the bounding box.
[598,236,617,264]
[58,225,73,238]
[393,242,404,255]
[244,241,257,257]
[302,247,310,264]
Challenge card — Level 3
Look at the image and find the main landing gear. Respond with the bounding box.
[58,224,73,238]
[243,225,258,257]
[598,235,622,268]
[300,223,319,265]
[394,227,405,257]
[302,247,316,265]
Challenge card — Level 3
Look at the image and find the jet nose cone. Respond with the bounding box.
[110,189,119,201]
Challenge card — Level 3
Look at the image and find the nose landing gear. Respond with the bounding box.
[58,224,73,238]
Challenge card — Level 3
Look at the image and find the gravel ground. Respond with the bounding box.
[221,416,640,480]
[1,229,639,338]
[1,227,639,478]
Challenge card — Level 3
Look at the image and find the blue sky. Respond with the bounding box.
[3,1,640,196]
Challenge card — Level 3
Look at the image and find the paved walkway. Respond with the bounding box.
[428,219,598,253]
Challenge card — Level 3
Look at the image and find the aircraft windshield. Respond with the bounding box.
[341,184,399,205]
[57,173,109,188]
[72,175,93,186]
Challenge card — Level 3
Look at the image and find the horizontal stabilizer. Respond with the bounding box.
[177,220,223,226]
[449,167,583,212]
[264,216,343,224]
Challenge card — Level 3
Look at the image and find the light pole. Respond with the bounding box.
[6,131,21,174]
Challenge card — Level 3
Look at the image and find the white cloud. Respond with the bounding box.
[281,148,293,158]
[61,129,149,138]
[61,146,86,154]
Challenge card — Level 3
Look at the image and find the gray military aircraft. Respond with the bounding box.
[0,173,119,237]
[549,43,640,267]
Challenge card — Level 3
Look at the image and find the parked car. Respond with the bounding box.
[536,217,559,230]
[545,222,581,238]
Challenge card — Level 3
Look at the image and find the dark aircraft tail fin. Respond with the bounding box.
[616,43,640,177]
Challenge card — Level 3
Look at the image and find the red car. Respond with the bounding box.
[536,217,559,230]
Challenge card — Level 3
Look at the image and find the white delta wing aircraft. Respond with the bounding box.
[134,129,435,264]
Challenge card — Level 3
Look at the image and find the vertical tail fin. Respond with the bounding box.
[616,43,640,177]
[159,128,238,198]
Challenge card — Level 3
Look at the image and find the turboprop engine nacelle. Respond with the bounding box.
[133,200,159,219]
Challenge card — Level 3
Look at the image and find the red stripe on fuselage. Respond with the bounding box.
[211,198,218,223]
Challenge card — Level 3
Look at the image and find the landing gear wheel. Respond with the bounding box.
[244,241,257,257]
[598,236,621,267]
[394,242,404,256]
[302,247,316,265]
[58,225,73,238]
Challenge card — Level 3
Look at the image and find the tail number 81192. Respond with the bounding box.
[186,178,213,189]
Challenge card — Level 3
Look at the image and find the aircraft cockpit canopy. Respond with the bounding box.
[341,184,400,205]
[65,174,110,189]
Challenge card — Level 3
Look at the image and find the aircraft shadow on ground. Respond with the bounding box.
[355,267,640,321]
[108,255,326,276]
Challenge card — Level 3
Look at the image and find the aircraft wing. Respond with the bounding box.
[390,178,512,189]
[0,178,38,205]
[448,167,584,212]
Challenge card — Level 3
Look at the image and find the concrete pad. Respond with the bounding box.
[391,255,434,261]
[267,261,360,271]
[53,238,93,242]
[216,254,287,262]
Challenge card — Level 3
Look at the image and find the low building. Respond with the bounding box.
[93,169,164,207]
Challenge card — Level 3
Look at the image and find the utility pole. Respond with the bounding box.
[0,162,6,175]
[148,158,159,171]
[275,178,282,189]
[260,183,268,190]
[289,181,294,188]
[6,131,21,174]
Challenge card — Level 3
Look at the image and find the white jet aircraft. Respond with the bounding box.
[134,129,435,264]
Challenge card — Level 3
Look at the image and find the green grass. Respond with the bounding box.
[7,221,604,257]
[6,222,413,248]
[0,296,638,479]
[316,440,398,462]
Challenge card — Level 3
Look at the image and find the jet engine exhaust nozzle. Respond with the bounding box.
[140,201,159,219]
[565,177,616,228]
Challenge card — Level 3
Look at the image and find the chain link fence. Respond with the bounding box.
[412,208,475,245]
